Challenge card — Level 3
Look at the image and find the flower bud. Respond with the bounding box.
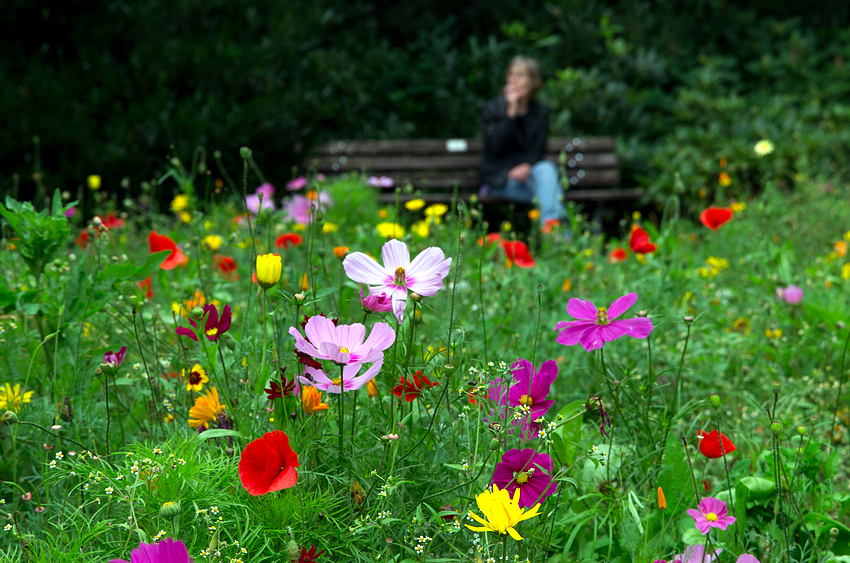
[159,501,181,519]
[797,425,805,436]
[409,292,423,303]
[838,321,847,330]
[94,367,103,376]
[316,247,327,258]
[256,253,282,290]
[287,540,300,561]
[239,147,252,159]
[443,363,455,376]
[709,394,720,408]
[294,292,306,304]
[772,380,782,394]
[290,412,298,421]
[830,527,839,538]
[192,306,205,318]
[742,366,749,375]
[92,216,103,228]
[128,294,142,306]
[637,310,648,318]
[489,438,500,451]
[683,315,694,324]
[213,150,222,158]
[3,411,18,425]
[771,422,782,436]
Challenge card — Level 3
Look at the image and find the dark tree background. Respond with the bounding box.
[3,0,850,204]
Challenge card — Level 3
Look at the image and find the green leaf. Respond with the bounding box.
[657,432,692,518]
[195,429,242,442]
[132,250,172,281]
[738,477,775,499]
[551,400,585,468]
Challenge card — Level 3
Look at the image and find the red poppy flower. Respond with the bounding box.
[629,225,657,254]
[98,212,125,229]
[697,429,736,458]
[393,370,439,402]
[215,255,238,277]
[148,231,187,270]
[238,430,300,496]
[75,230,90,249]
[608,247,628,263]
[500,240,535,268]
[477,233,503,246]
[275,233,303,249]
[293,545,325,563]
[699,206,733,231]
[541,219,561,234]
[137,276,154,299]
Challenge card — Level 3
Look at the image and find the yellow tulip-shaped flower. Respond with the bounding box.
[466,484,541,541]
[256,253,282,289]
[302,386,329,415]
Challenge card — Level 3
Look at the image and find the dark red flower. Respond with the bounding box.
[275,233,303,249]
[698,429,737,458]
[293,545,324,563]
[699,206,733,231]
[629,225,657,254]
[238,430,300,496]
[137,277,154,299]
[265,371,298,401]
[608,247,628,263]
[148,231,187,270]
[175,303,232,342]
[215,255,238,278]
[393,370,439,402]
[98,212,125,229]
[500,240,535,268]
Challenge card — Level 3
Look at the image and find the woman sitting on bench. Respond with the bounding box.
[480,55,566,229]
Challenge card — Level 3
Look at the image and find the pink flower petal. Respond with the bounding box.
[343,252,390,285]
[566,298,598,321]
[359,322,397,354]
[391,289,408,323]
[304,316,339,348]
[580,326,606,351]
[555,320,597,346]
[381,239,410,271]
[606,292,638,319]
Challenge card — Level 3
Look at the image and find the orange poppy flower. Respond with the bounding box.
[148,231,187,270]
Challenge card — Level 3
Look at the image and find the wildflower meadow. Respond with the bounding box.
[2,147,850,563]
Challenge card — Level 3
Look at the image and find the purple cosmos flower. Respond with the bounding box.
[342,239,452,323]
[360,288,393,314]
[64,207,76,218]
[288,315,396,366]
[655,544,722,563]
[283,193,332,224]
[286,176,308,191]
[687,496,736,535]
[109,537,192,563]
[736,556,760,563]
[246,183,276,215]
[507,359,557,439]
[102,346,127,375]
[555,292,654,351]
[368,176,394,187]
[176,304,232,342]
[776,284,803,305]
[299,359,384,394]
[491,448,557,508]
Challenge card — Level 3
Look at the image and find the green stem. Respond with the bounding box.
[134,307,164,439]
[339,364,345,468]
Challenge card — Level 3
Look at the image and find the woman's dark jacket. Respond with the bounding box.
[479,94,550,188]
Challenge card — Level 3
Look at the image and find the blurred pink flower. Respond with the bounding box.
[776,284,803,305]
[368,176,394,187]
[360,289,393,314]
[286,176,308,191]
[246,183,276,215]
[35,506,45,513]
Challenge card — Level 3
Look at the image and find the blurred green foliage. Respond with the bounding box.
[3,0,850,210]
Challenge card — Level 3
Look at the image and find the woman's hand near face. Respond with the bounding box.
[508,162,531,183]
[504,84,522,117]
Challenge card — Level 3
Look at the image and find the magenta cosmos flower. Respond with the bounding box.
[654,544,722,563]
[555,292,653,352]
[343,239,452,323]
[102,346,127,375]
[492,448,557,508]
[776,284,803,305]
[288,315,395,366]
[360,288,393,314]
[687,496,736,535]
[109,537,192,563]
[507,359,557,439]
[176,304,232,342]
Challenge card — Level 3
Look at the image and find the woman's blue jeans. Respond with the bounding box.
[487,161,565,224]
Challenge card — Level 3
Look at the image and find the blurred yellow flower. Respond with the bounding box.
[171,194,190,212]
[842,263,850,281]
[323,222,339,234]
[405,199,426,211]
[635,253,647,265]
[293,223,307,232]
[204,221,214,231]
[765,328,783,339]
[632,211,641,220]
[697,256,729,279]
[87,175,101,190]
[835,241,847,257]
[698,187,708,199]
[424,204,448,219]
[501,221,512,232]
[730,202,746,213]
[411,220,430,238]
[754,139,775,157]
[0,383,34,413]
[377,222,405,238]
[718,172,732,187]
[178,211,192,224]
[732,317,751,335]
[202,235,223,251]
[527,209,540,221]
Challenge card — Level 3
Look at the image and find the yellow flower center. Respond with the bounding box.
[515,472,529,485]
[705,512,718,522]
[339,346,350,354]
[519,395,533,406]
[332,378,342,386]
[205,327,218,337]
[394,266,406,286]
[596,306,609,325]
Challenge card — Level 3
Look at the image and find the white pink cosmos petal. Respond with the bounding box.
[298,359,384,394]
[342,239,452,323]
[555,292,653,351]
[288,315,395,365]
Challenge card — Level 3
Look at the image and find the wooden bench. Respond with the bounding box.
[303,137,643,205]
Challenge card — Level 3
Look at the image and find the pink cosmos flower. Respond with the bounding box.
[776,284,803,305]
[288,315,396,366]
[109,538,192,563]
[491,448,557,508]
[655,544,722,563]
[555,292,654,351]
[736,556,760,563]
[687,496,736,535]
[507,359,557,439]
[286,176,308,191]
[360,288,393,314]
[368,176,394,187]
[246,183,276,215]
[342,239,452,323]
[283,193,332,223]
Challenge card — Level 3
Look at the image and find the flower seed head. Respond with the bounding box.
[771,422,782,437]
[709,393,720,408]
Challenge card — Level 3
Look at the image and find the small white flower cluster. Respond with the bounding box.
[153,530,167,541]
[162,398,175,413]
[377,510,391,519]
[513,405,531,419]
[378,484,389,499]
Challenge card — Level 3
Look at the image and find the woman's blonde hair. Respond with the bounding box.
[505,55,543,99]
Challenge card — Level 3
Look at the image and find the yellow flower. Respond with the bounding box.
[183,290,206,315]
[377,222,405,239]
[323,222,339,234]
[424,204,448,222]
[256,253,282,289]
[657,487,667,510]
[466,484,541,541]
[302,386,329,415]
[754,139,775,157]
[719,157,727,168]
[632,210,641,221]
[698,256,729,279]
[718,172,732,187]
[178,211,192,224]
[836,241,847,257]
[204,221,214,231]
[411,220,430,238]
[844,230,850,242]
[367,380,379,398]
[730,202,746,213]
[202,235,223,251]
[405,199,426,211]
[527,209,540,221]
[164,414,175,423]
[698,187,708,199]
[0,383,34,413]
[87,175,101,190]
[299,272,310,292]
[183,364,209,392]
[732,317,751,335]
[188,387,225,429]
[293,223,307,232]
[501,221,512,232]
[171,194,190,212]
[635,254,647,265]
[842,263,850,281]
[765,328,783,339]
